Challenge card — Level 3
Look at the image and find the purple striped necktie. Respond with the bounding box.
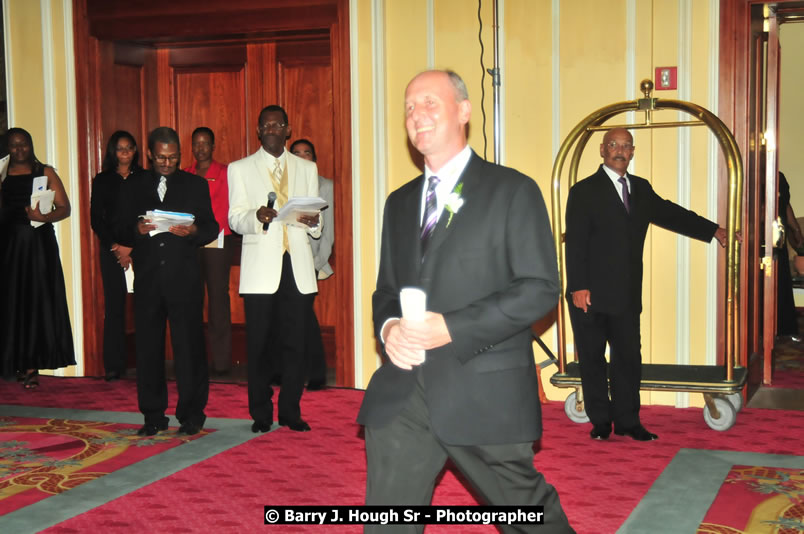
[618,176,630,213]
[420,175,440,253]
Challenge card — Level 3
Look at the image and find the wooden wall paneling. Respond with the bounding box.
[245,43,278,153]
[156,49,174,128]
[113,42,149,166]
[330,14,354,387]
[245,44,266,155]
[278,58,337,366]
[86,1,338,42]
[142,48,160,142]
[280,60,335,178]
[73,0,104,376]
[263,43,279,118]
[77,0,353,382]
[173,67,247,169]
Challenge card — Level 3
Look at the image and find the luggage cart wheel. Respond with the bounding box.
[564,391,590,424]
[724,392,743,413]
[703,396,737,431]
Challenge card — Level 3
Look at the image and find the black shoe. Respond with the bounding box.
[251,420,273,433]
[137,420,169,436]
[614,424,658,441]
[104,371,121,382]
[590,422,612,440]
[306,380,326,391]
[179,422,202,436]
[278,417,311,432]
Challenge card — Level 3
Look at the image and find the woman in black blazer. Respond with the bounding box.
[90,131,142,381]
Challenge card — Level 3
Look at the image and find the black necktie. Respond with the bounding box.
[618,176,630,213]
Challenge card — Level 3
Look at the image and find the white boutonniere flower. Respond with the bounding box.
[445,183,464,228]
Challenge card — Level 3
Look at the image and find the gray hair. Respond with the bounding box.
[445,70,469,101]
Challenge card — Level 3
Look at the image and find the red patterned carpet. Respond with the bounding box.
[0,417,207,514]
[1,376,803,533]
[697,465,804,533]
[774,339,804,389]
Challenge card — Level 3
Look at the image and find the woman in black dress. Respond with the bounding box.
[90,131,142,380]
[0,128,75,388]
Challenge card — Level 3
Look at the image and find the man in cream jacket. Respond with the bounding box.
[228,105,320,432]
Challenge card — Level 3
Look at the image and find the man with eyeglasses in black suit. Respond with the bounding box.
[115,126,218,438]
[564,127,728,442]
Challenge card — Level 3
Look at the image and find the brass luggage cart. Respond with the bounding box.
[548,79,747,431]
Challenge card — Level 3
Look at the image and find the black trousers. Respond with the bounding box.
[243,253,313,423]
[134,272,209,428]
[568,304,641,429]
[364,370,574,534]
[199,236,233,372]
[99,247,127,375]
[777,247,799,337]
[306,293,327,384]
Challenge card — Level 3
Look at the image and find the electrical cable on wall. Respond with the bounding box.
[477,0,488,161]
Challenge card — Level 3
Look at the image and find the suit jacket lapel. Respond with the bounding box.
[597,165,629,216]
[421,153,479,268]
[251,152,275,198]
[402,175,426,279]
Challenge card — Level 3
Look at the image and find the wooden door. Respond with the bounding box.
[762,11,780,384]
[174,67,247,169]
[278,42,338,367]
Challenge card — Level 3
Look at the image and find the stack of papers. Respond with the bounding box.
[30,175,54,228]
[275,197,328,228]
[143,209,195,236]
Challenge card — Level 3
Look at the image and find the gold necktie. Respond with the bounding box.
[268,158,290,252]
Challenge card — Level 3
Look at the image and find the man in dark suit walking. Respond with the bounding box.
[565,127,727,442]
[115,127,218,437]
[357,70,573,533]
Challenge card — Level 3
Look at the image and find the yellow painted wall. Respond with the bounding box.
[363,0,723,409]
[780,23,804,218]
[5,0,80,376]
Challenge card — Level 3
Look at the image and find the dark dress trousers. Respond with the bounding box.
[90,170,129,376]
[115,169,218,427]
[564,165,718,428]
[358,152,573,533]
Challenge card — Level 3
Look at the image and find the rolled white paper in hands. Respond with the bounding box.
[400,287,426,321]
[400,287,427,362]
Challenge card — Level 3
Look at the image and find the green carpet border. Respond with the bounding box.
[0,405,270,533]
[618,448,804,534]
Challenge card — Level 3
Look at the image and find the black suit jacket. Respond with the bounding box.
[357,151,560,446]
[114,169,218,292]
[90,170,127,249]
[564,165,717,315]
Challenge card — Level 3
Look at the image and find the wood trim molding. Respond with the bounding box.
[332,0,354,387]
[72,0,104,376]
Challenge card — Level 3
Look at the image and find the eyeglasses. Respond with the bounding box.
[605,141,634,151]
[259,121,288,131]
[154,155,180,163]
